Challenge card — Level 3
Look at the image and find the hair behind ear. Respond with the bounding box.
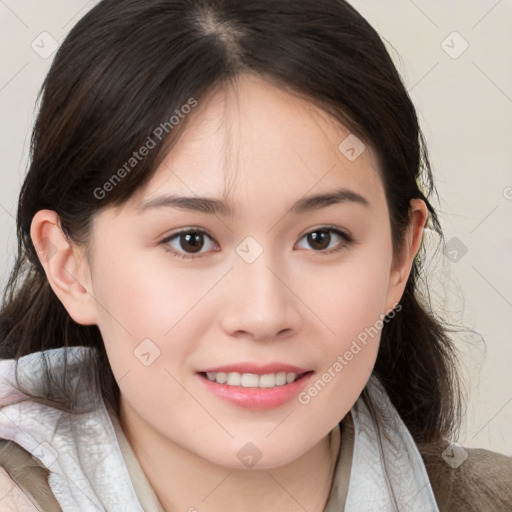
[373,277,464,444]
[0,255,118,414]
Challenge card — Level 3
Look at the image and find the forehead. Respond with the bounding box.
[129,73,383,214]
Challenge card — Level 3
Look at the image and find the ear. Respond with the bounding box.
[30,209,98,325]
[384,199,429,313]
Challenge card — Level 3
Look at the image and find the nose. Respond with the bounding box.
[219,251,302,342]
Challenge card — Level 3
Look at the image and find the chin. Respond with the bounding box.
[197,438,310,471]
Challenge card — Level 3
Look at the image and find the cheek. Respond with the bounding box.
[302,248,392,346]
[93,261,201,429]
[91,252,206,391]
[294,247,392,413]
[93,247,205,341]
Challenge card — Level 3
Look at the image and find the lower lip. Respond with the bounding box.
[197,372,314,409]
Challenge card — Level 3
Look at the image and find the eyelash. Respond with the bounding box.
[159,226,354,260]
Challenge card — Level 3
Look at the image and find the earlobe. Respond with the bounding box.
[385,199,428,311]
[30,209,97,326]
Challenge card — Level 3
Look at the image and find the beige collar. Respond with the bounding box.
[109,407,354,512]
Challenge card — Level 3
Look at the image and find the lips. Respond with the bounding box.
[196,363,314,409]
[197,363,310,388]
[198,363,309,375]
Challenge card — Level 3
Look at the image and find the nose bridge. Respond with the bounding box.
[220,236,301,339]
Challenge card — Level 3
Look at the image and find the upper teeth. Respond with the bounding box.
[206,371,299,388]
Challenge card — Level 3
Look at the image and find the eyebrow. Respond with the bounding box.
[137,187,370,217]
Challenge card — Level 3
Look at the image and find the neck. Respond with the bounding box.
[119,403,341,512]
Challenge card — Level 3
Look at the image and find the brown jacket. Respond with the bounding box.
[418,439,512,511]
[0,437,511,511]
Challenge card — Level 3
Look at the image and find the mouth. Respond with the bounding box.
[199,370,310,388]
[196,369,314,409]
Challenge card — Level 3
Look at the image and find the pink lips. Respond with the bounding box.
[199,363,309,375]
[196,362,313,409]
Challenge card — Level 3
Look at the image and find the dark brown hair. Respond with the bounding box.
[1,0,467,476]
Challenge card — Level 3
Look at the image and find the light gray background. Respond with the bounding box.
[0,1,511,455]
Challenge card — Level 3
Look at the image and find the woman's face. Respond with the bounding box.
[77,73,419,469]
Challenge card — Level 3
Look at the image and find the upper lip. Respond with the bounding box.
[198,363,310,375]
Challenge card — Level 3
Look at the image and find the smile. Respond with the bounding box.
[197,369,314,409]
[204,371,302,388]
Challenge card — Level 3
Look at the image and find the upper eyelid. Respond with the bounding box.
[163,225,351,239]
[163,227,215,243]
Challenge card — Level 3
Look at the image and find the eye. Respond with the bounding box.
[296,227,353,255]
[160,228,218,259]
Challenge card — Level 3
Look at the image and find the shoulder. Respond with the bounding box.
[0,440,62,511]
[0,466,40,511]
[418,440,512,512]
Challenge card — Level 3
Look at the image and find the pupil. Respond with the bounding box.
[182,232,203,253]
[308,231,330,250]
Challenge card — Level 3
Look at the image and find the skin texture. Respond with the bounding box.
[31,73,428,512]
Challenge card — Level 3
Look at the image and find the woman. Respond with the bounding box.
[0,0,510,510]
